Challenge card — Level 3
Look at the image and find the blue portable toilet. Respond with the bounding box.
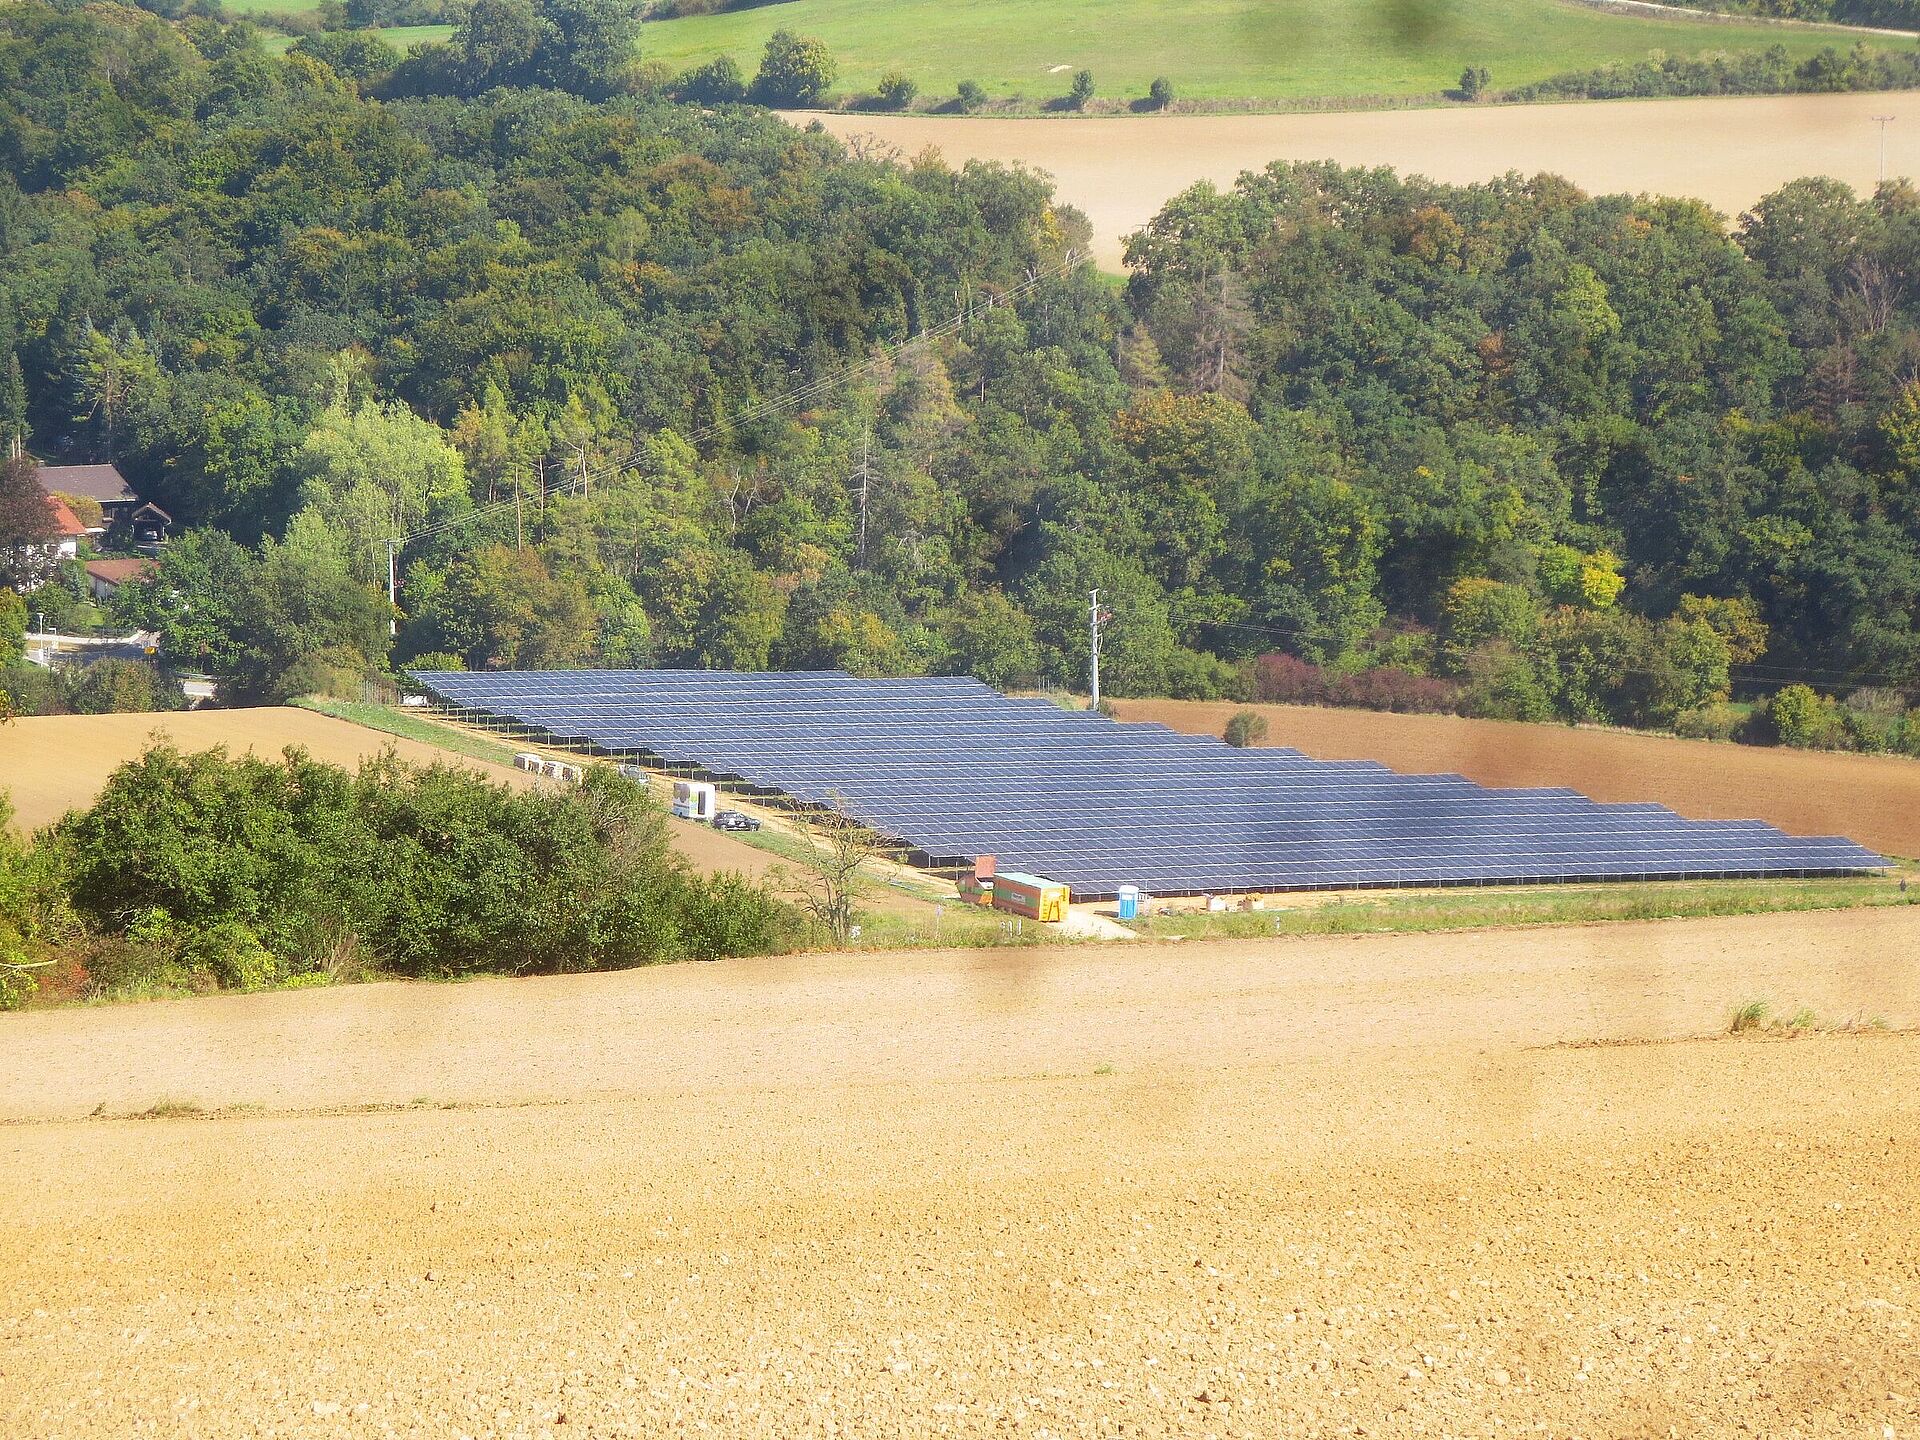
[1115,885,1141,921]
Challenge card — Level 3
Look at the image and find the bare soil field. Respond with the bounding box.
[1115,697,1920,859]
[0,706,777,879]
[2,909,1917,1436]
[803,89,1920,266]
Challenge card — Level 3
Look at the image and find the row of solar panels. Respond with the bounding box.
[414,669,1886,895]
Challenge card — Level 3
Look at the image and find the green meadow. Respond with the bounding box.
[635,0,1876,103]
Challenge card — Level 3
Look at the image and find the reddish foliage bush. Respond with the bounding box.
[1249,652,1326,704]
[1247,653,1462,714]
[1326,667,1462,715]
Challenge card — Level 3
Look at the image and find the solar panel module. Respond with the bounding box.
[408,669,1887,898]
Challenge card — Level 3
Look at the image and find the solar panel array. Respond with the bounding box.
[411,669,1885,896]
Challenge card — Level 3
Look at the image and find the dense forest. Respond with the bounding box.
[4,0,1920,750]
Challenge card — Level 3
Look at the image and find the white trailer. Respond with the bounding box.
[672,779,717,821]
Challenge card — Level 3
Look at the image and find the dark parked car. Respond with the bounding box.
[712,809,762,832]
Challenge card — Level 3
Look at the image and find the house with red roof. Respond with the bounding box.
[83,555,157,603]
[44,495,88,561]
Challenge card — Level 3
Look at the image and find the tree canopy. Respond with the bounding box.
[6,2,1920,743]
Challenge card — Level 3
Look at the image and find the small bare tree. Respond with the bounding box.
[776,798,889,945]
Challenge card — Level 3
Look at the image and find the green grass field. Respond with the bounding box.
[262,22,454,52]
[639,0,1877,104]
[221,0,323,14]
[293,697,526,767]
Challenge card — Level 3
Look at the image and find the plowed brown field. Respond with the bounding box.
[1113,698,1920,859]
[3,909,1917,1437]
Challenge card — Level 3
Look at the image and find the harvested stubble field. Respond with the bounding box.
[805,90,1920,267]
[3,907,1917,1436]
[1112,697,1920,860]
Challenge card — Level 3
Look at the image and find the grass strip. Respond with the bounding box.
[1130,873,1918,941]
[294,697,524,769]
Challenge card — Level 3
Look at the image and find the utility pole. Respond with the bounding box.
[1088,588,1107,712]
[386,539,398,637]
[1875,114,1896,184]
[851,431,875,568]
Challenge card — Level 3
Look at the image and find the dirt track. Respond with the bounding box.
[803,89,1920,265]
[3,909,1918,1436]
[1115,697,1920,859]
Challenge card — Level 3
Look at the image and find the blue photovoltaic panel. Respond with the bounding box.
[409,669,1887,896]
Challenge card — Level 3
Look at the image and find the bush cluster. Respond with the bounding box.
[1511,43,1920,103]
[1248,652,1463,714]
[0,659,183,717]
[0,743,802,1009]
[1751,684,1920,755]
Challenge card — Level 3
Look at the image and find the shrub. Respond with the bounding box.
[64,658,180,714]
[1249,652,1326,704]
[181,920,280,991]
[1223,710,1269,747]
[677,872,808,959]
[291,29,402,81]
[0,958,34,1012]
[1459,64,1491,98]
[277,644,373,701]
[399,651,466,675]
[1068,68,1094,108]
[1460,641,1554,722]
[80,932,200,1002]
[674,53,746,104]
[1842,704,1900,753]
[0,663,67,716]
[1673,702,1748,742]
[1763,683,1846,749]
[876,68,917,109]
[1158,645,1241,700]
[1352,622,1439,675]
[1148,76,1173,108]
[955,78,986,110]
[750,30,837,106]
[1441,578,1538,673]
[1326,667,1462,714]
[1246,653,1460,714]
[0,590,24,666]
